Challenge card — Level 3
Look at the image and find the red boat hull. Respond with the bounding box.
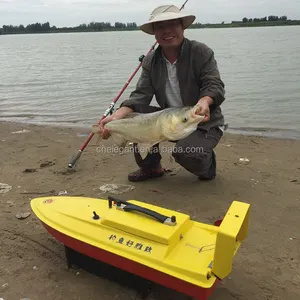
[42,222,219,300]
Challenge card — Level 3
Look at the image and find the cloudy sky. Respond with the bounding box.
[1,0,300,27]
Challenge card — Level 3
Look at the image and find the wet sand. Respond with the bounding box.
[1,121,300,300]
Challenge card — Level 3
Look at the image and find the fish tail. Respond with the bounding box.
[91,124,102,145]
[96,135,102,145]
[91,124,100,134]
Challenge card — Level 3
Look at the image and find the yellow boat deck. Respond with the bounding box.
[30,195,250,289]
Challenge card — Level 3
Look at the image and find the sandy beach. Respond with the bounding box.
[1,120,299,300]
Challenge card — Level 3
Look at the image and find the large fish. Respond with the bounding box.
[91,105,205,154]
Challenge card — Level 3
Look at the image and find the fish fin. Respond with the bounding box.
[111,133,127,151]
[135,142,161,159]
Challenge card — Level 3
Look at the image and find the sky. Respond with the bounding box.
[1,0,300,27]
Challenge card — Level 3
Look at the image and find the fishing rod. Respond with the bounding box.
[67,0,190,169]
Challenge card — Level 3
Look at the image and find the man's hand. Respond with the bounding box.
[99,106,133,139]
[195,96,213,122]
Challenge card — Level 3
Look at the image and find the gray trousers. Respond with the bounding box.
[131,105,223,178]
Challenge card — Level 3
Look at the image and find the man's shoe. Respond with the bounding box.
[198,174,216,181]
[128,164,165,182]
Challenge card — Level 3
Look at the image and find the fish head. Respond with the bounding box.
[160,106,205,140]
[181,105,205,124]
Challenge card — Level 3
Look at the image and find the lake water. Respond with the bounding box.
[1,26,300,139]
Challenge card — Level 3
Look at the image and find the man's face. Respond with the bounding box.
[153,19,184,49]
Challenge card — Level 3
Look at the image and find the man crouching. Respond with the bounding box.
[99,4,226,182]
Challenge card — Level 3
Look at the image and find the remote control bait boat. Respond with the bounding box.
[30,195,250,300]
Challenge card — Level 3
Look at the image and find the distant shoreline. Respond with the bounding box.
[1,19,300,35]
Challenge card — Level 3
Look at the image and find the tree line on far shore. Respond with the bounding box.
[1,15,299,35]
[0,21,138,34]
[241,15,288,23]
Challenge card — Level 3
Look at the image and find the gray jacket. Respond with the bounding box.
[120,37,226,131]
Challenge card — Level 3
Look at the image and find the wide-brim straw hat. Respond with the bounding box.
[140,5,196,35]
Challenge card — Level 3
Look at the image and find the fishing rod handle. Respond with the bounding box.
[68,150,82,168]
